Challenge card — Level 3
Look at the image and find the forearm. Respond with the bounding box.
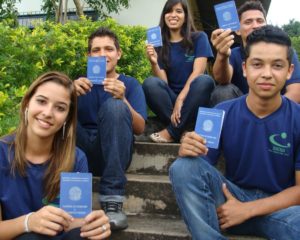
[213,54,232,84]
[124,98,145,135]
[0,215,27,240]
[284,83,300,103]
[151,63,168,83]
[246,185,300,219]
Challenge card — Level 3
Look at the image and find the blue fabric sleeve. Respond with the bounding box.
[194,31,214,59]
[74,147,89,172]
[286,49,300,85]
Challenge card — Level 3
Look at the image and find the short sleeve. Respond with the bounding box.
[73,147,89,173]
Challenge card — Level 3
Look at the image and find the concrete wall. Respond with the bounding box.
[16,0,166,28]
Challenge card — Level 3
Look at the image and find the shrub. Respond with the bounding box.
[0,18,151,135]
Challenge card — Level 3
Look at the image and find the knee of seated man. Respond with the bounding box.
[99,98,131,119]
[170,157,208,184]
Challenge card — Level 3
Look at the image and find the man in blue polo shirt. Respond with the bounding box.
[74,27,147,230]
[170,25,300,239]
[210,0,300,105]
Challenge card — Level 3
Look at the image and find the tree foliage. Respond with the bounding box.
[0,18,150,135]
[282,19,300,38]
[0,0,20,25]
[41,0,130,23]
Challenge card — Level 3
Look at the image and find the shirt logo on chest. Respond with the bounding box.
[184,54,194,62]
[268,132,291,156]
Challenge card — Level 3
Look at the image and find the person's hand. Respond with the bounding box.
[179,131,208,157]
[80,210,111,239]
[103,78,126,99]
[27,206,73,236]
[171,99,183,126]
[217,183,251,229]
[146,44,158,66]
[74,77,92,96]
[211,29,235,58]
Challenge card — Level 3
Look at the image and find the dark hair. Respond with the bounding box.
[245,25,293,64]
[238,0,266,20]
[88,27,120,53]
[158,0,196,69]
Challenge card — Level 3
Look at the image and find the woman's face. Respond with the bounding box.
[26,81,71,141]
[164,3,185,31]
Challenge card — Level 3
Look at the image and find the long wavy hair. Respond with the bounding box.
[158,0,196,69]
[9,71,77,202]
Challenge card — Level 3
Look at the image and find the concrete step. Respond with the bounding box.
[108,214,264,240]
[129,141,179,175]
[93,174,180,216]
[110,214,190,240]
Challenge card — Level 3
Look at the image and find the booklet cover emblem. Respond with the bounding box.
[195,107,225,149]
[147,26,163,47]
[87,56,106,84]
[214,1,240,31]
[60,172,92,218]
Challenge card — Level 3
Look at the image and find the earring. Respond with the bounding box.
[62,122,66,140]
[24,108,28,126]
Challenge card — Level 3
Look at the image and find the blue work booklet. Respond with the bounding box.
[87,56,106,84]
[147,26,163,47]
[214,1,240,31]
[195,107,225,149]
[60,172,92,218]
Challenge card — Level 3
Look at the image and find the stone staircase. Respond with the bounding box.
[92,119,265,239]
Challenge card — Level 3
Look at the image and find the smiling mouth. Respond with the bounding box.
[37,118,53,128]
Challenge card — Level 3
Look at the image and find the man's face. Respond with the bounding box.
[237,10,266,45]
[243,42,294,100]
[89,36,121,76]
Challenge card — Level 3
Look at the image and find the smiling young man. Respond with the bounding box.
[74,27,147,230]
[170,25,300,239]
[210,0,300,105]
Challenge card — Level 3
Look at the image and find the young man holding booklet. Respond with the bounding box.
[170,25,300,239]
[210,0,300,105]
[74,27,147,230]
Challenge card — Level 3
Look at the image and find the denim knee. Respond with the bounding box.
[142,77,167,93]
[98,98,132,122]
[210,84,243,106]
[169,157,211,186]
[190,74,215,93]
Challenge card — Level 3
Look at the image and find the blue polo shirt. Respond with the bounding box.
[77,74,147,129]
[205,95,300,193]
[0,135,88,220]
[230,46,300,94]
[158,31,214,94]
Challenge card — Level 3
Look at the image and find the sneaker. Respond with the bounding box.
[101,201,128,230]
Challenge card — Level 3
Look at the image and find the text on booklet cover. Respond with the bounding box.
[195,107,225,149]
[214,1,240,31]
[60,172,92,218]
[147,26,163,47]
[87,56,106,84]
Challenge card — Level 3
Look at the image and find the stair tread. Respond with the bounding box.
[116,214,190,237]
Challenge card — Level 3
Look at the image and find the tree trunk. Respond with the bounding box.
[57,0,63,23]
[73,0,84,18]
[63,0,68,23]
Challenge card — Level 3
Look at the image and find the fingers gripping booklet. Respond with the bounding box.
[195,107,225,149]
[60,172,92,218]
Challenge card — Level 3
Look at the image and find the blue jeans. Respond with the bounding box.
[209,84,243,107]
[169,157,300,240]
[76,98,133,196]
[15,228,82,240]
[143,75,215,141]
